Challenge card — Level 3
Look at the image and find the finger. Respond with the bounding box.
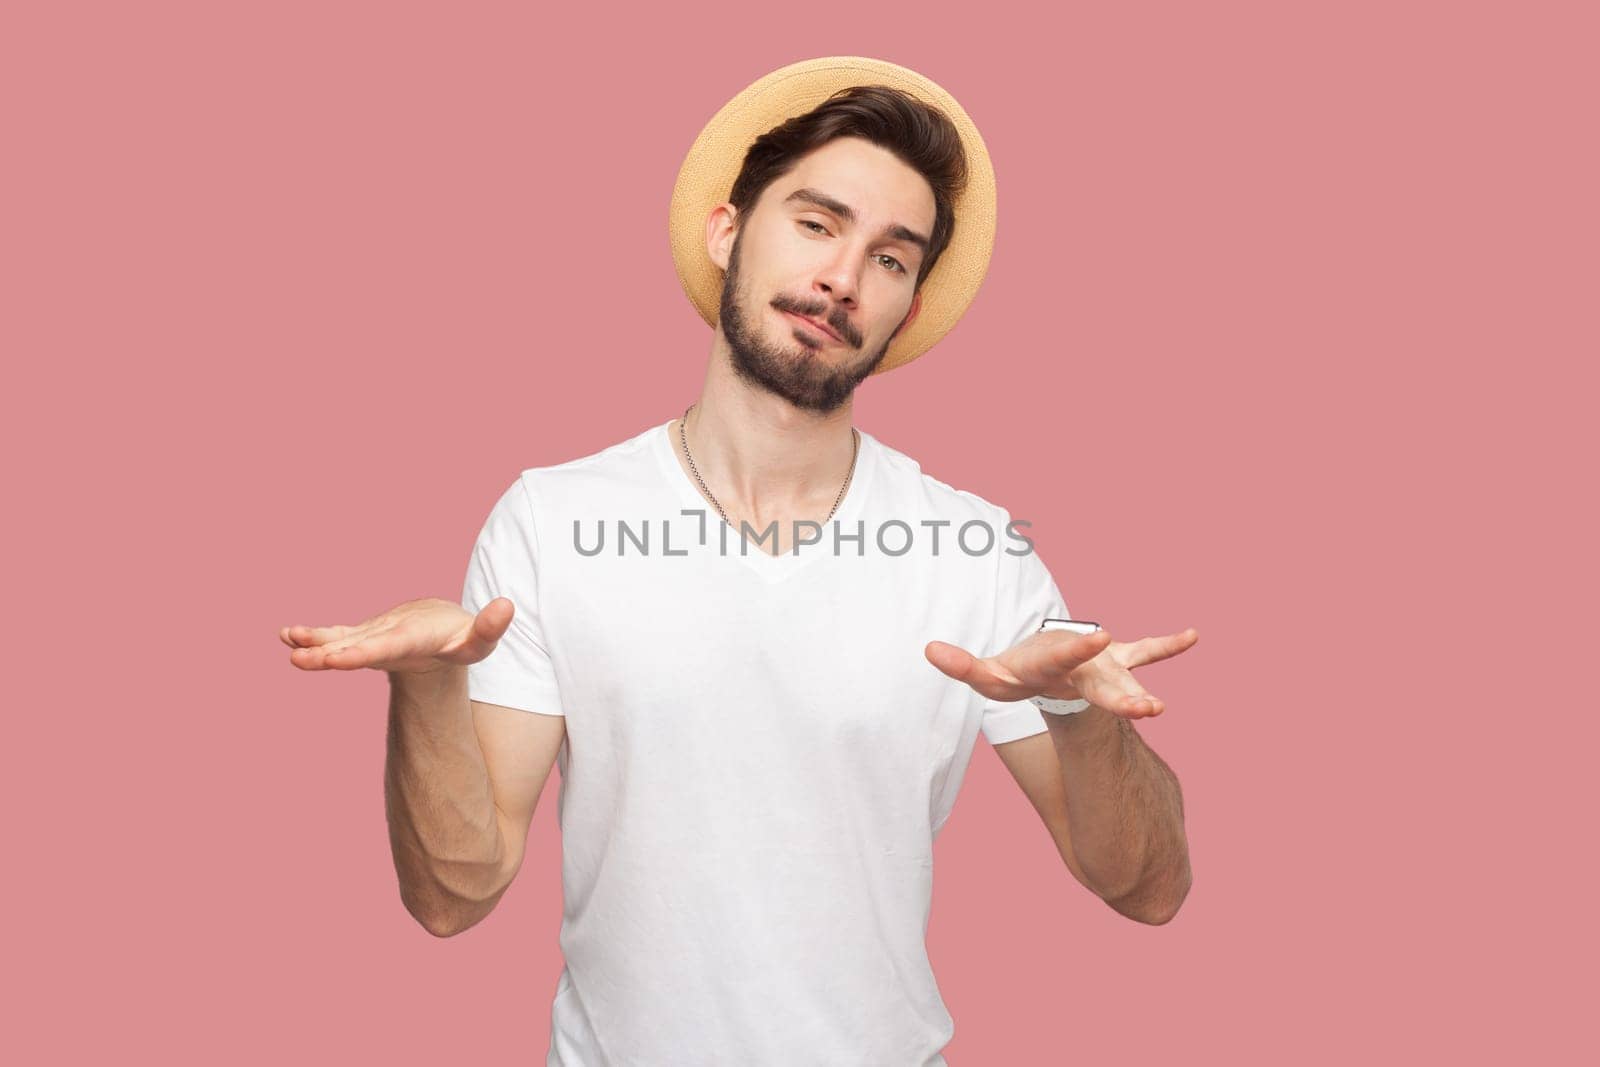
[317,629,372,655]
[315,624,401,663]
[1071,664,1165,717]
[1125,690,1165,717]
[1118,627,1199,670]
[924,641,1031,702]
[316,642,378,671]
[287,629,371,669]
[1041,628,1113,669]
[434,599,516,664]
[472,597,515,645]
[1109,684,1165,718]
[300,631,408,671]
[1012,629,1113,688]
[282,623,357,649]
[287,643,336,671]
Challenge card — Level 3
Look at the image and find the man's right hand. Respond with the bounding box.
[279,596,514,676]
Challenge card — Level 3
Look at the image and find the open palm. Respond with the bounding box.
[926,626,1198,719]
[280,596,514,674]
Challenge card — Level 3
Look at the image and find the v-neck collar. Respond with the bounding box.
[649,417,879,584]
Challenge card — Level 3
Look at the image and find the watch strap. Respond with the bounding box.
[1031,694,1091,716]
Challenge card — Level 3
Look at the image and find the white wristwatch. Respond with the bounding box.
[1030,617,1101,716]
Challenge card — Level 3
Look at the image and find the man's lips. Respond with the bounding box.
[782,309,845,343]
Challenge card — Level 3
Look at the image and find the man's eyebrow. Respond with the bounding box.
[782,186,929,255]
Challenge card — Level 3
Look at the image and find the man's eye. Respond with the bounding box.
[799,220,903,274]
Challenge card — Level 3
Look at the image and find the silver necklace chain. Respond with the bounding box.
[678,402,859,531]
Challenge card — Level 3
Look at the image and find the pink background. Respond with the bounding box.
[6,2,1594,1063]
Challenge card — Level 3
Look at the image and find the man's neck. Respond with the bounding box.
[678,374,858,520]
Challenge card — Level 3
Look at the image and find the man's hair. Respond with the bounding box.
[726,84,970,289]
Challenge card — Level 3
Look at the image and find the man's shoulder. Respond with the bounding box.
[864,428,1013,525]
[505,421,666,496]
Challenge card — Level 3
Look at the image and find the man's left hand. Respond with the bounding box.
[925,625,1199,719]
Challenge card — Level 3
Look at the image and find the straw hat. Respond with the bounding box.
[668,56,997,375]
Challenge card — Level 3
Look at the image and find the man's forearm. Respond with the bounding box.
[384,667,510,936]
[1043,704,1191,923]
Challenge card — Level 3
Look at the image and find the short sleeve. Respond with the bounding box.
[460,475,565,716]
[979,513,1073,745]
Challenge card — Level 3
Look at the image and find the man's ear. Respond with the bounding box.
[706,204,737,271]
[891,289,923,339]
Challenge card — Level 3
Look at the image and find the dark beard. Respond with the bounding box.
[717,229,895,415]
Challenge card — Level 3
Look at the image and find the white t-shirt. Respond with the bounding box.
[461,419,1074,1067]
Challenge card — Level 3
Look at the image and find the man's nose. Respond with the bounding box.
[813,244,864,307]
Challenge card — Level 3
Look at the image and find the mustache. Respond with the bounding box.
[773,299,854,345]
